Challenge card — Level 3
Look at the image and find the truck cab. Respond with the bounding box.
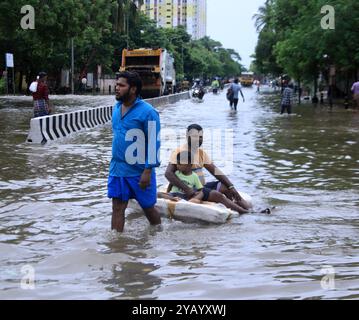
[240,72,254,87]
[120,48,176,98]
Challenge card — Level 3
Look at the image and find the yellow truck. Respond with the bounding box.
[120,48,176,98]
[240,72,254,87]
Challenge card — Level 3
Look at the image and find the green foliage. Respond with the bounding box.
[130,20,245,80]
[0,0,116,81]
[253,0,359,83]
[0,77,5,94]
[0,0,244,90]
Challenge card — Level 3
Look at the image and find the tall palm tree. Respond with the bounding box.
[112,0,143,34]
[253,0,274,33]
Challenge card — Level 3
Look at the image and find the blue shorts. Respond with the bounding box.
[204,181,222,192]
[170,188,212,202]
[107,173,157,209]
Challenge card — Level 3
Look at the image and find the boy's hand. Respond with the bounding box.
[184,188,196,199]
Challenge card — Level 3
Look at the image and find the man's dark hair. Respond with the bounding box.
[187,124,203,132]
[234,78,239,84]
[177,151,192,165]
[117,71,142,96]
[38,72,47,79]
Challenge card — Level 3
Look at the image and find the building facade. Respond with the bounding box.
[140,0,207,40]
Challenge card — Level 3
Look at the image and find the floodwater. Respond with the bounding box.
[0,88,358,300]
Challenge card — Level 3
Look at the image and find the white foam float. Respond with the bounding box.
[128,191,253,224]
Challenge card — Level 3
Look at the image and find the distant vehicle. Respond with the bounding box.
[120,48,176,98]
[190,78,205,102]
[240,72,254,87]
[191,87,205,103]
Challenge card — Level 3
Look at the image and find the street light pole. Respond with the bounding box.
[124,1,132,49]
[324,54,334,109]
[127,13,129,48]
[181,44,184,76]
[71,37,74,94]
[329,65,336,109]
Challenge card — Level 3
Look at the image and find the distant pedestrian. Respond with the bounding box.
[320,92,324,104]
[280,83,294,115]
[351,80,359,108]
[81,77,87,93]
[229,78,245,111]
[30,72,52,118]
[255,80,260,92]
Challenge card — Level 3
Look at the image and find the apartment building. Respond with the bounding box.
[140,0,207,40]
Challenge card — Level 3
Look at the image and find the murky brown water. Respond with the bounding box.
[0,88,358,300]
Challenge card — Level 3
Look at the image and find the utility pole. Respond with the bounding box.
[126,5,130,49]
[181,44,184,77]
[5,53,15,95]
[5,66,8,95]
[71,38,74,94]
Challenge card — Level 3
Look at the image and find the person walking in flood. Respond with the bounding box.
[229,78,245,111]
[108,71,161,232]
[351,79,359,108]
[30,72,52,117]
[280,82,294,115]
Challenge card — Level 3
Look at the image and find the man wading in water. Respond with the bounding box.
[108,71,161,232]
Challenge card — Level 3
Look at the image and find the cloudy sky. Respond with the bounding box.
[207,0,266,69]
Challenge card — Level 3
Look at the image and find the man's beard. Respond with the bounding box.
[188,138,202,149]
[116,89,131,102]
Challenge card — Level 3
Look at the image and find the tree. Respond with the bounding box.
[0,0,115,89]
[253,0,359,97]
[0,0,249,92]
[253,0,274,32]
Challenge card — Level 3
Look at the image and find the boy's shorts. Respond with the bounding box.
[204,181,222,192]
[107,173,157,209]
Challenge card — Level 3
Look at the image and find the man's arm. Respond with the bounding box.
[140,110,161,189]
[204,163,233,188]
[165,164,196,198]
[144,110,161,169]
[43,84,53,113]
[204,163,242,201]
[239,88,245,101]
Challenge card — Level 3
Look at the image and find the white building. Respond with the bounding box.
[140,0,207,40]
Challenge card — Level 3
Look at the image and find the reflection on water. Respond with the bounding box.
[0,89,358,300]
[104,261,161,300]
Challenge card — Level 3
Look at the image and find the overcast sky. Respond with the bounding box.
[207,0,266,69]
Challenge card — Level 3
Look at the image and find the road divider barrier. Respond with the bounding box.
[26,91,190,144]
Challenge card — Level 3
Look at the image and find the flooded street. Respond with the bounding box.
[0,88,359,300]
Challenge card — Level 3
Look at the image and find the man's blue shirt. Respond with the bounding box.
[109,98,161,177]
[230,83,243,99]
